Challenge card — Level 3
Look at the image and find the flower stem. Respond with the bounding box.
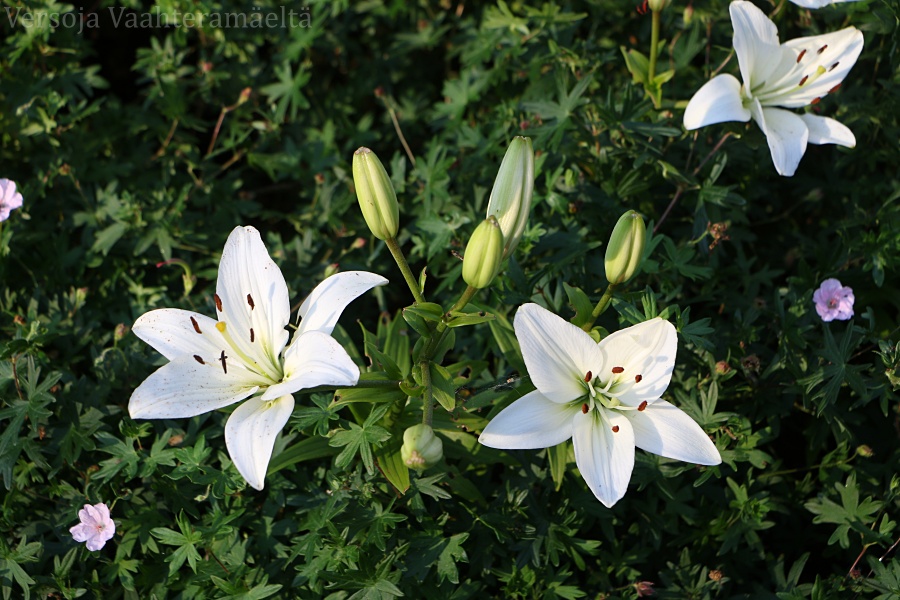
[582,284,617,331]
[420,360,434,426]
[385,237,426,304]
[648,9,661,84]
[420,285,478,362]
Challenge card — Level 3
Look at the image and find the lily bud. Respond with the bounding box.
[648,0,670,11]
[485,136,534,259]
[352,147,400,240]
[462,216,504,289]
[401,424,443,470]
[605,210,646,285]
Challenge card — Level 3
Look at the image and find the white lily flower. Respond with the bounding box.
[790,0,861,8]
[478,304,720,507]
[683,1,863,176]
[129,226,387,490]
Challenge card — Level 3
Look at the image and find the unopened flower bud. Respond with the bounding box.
[462,216,504,289]
[486,136,534,259]
[683,4,694,25]
[352,147,400,240]
[648,0,670,11]
[605,210,646,285]
[401,424,443,470]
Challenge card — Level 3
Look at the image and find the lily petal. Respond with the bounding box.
[598,318,678,408]
[572,409,635,508]
[621,400,721,465]
[225,394,294,490]
[752,102,809,177]
[297,271,389,336]
[799,114,856,147]
[730,1,781,89]
[684,74,751,130]
[514,304,601,403]
[790,0,861,6]
[216,226,291,379]
[129,355,262,419]
[478,390,578,449]
[133,308,228,361]
[261,331,359,400]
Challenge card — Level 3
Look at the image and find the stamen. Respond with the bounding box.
[250,328,255,343]
[635,374,643,383]
[828,83,841,94]
[247,294,255,310]
[219,350,228,374]
[190,316,202,334]
[584,371,592,382]
[214,294,223,312]
[796,49,806,63]
[612,366,624,374]
[811,97,821,105]
[581,403,589,414]
[829,62,839,72]
[611,425,620,433]
[817,44,827,54]
[799,75,808,87]
[193,355,205,364]
[638,401,648,411]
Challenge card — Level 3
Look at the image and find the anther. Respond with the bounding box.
[581,403,589,414]
[817,44,827,54]
[250,328,255,343]
[796,49,806,63]
[638,401,648,412]
[247,294,255,310]
[829,62,839,72]
[190,316,202,334]
[799,75,808,87]
[612,366,624,374]
[635,374,643,383]
[828,83,841,94]
[584,371,593,382]
[193,355,205,364]
[811,97,821,105]
[612,425,620,433]
[214,294,223,312]
[219,350,228,374]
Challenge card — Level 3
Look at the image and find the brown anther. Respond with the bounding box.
[219,350,228,374]
[214,293,223,312]
[581,403,589,414]
[799,75,809,86]
[829,61,839,71]
[250,328,255,343]
[193,355,205,365]
[190,316,202,334]
[612,425,620,433]
[247,294,255,310]
[638,401,648,412]
[584,371,593,382]
[828,83,841,94]
[635,374,643,383]
[817,44,827,54]
[612,366,625,374]
[796,49,806,63]
[811,97,821,105]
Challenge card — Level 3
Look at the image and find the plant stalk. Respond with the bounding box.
[582,284,617,331]
[385,237,426,304]
[648,9,661,84]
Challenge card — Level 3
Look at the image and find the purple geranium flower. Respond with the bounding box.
[69,503,116,551]
[813,278,854,322]
[0,179,23,221]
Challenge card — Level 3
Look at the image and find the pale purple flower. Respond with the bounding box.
[69,503,116,551]
[0,179,23,221]
[813,278,854,321]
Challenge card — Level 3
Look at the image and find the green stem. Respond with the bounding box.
[581,284,617,331]
[420,361,433,426]
[648,9,661,84]
[420,285,479,362]
[385,236,426,304]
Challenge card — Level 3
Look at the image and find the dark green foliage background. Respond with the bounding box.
[1,0,899,598]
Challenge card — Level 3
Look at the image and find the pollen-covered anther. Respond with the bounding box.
[219,350,228,374]
[581,403,589,414]
[799,75,809,87]
[584,371,593,382]
[638,400,648,412]
[796,49,806,63]
[611,425,620,433]
[250,328,255,343]
[214,293,223,312]
[611,366,625,374]
[247,294,255,310]
[817,44,828,54]
[829,62,840,72]
[190,316,202,334]
[193,355,205,365]
[635,374,643,383]
[811,97,822,105]
[828,84,841,94]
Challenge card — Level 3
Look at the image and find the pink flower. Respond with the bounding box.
[69,503,116,551]
[0,179,24,221]
[813,278,854,322]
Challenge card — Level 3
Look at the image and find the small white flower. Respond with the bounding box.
[684,1,864,176]
[129,226,387,490]
[70,503,116,551]
[479,304,721,507]
[789,0,861,8]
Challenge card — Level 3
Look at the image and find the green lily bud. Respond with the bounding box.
[401,424,443,470]
[462,216,504,289]
[648,0,670,10]
[605,210,646,285]
[352,147,400,240]
[485,136,534,259]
